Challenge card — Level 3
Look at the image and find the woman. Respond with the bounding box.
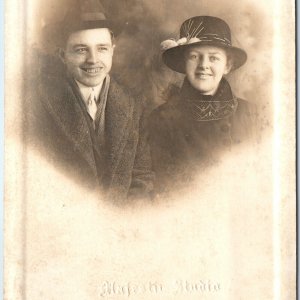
[149,16,256,194]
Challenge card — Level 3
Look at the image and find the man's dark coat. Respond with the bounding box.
[27,64,153,200]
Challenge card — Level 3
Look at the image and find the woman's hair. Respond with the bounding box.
[225,51,233,72]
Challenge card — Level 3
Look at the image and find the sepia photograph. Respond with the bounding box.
[5,0,295,299]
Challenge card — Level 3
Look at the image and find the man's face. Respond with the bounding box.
[184,45,231,95]
[60,28,115,87]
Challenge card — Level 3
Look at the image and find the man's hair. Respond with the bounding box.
[59,27,115,50]
[108,29,115,45]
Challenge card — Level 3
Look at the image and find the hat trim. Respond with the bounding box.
[160,33,232,52]
[162,41,247,73]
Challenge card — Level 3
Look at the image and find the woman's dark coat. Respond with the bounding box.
[148,78,257,194]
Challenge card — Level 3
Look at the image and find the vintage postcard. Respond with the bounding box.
[5,0,295,299]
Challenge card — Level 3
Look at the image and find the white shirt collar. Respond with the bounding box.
[75,80,103,103]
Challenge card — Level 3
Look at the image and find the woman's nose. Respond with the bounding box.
[197,56,209,69]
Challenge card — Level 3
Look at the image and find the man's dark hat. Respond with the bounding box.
[161,16,247,73]
[44,0,123,47]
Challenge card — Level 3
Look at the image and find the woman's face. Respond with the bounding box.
[184,45,232,95]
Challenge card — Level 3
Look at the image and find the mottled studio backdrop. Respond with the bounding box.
[27,0,272,117]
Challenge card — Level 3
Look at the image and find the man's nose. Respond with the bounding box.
[86,49,99,64]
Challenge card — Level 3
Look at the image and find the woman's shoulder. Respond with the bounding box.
[235,97,258,122]
[236,97,256,110]
[230,97,258,142]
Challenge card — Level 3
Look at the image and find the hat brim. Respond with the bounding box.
[70,20,123,36]
[43,20,124,48]
[162,41,247,73]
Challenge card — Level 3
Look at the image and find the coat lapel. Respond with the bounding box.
[38,76,98,175]
[105,79,134,177]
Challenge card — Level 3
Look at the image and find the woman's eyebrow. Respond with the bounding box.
[188,50,222,54]
[187,50,198,54]
[208,52,222,55]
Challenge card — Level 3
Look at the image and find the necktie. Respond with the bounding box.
[86,88,98,121]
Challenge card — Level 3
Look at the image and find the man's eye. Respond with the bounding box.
[98,46,109,52]
[75,48,87,53]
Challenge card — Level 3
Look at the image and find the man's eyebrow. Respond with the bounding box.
[72,44,88,48]
[96,43,112,46]
[71,43,112,48]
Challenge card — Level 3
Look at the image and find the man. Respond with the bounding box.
[28,0,153,200]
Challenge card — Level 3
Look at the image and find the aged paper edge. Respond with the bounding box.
[3,0,296,299]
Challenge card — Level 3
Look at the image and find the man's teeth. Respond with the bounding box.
[83,68,102,73]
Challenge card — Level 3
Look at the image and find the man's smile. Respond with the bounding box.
[80,67,104,74]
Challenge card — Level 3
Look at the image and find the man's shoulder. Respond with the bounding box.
[109,77,147,111]
[109,77,131,97]
[33,58,69,96]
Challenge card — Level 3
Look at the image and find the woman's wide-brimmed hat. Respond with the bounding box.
[161,16,247,73]
[43,0,123,48]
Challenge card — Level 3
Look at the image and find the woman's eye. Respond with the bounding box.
[189,54,198,60]
[210,56,219,62]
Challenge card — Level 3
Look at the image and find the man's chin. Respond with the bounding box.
[78,77,106,87]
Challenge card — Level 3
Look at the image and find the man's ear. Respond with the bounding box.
[111,44,116,56]
[58,48,65,63]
